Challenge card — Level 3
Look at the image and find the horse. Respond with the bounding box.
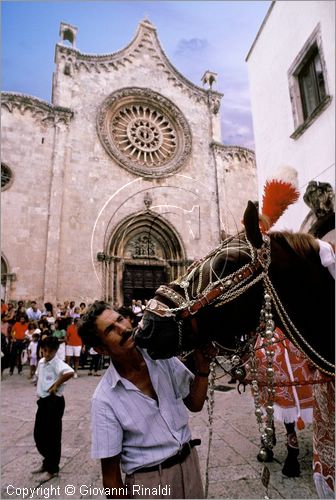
[134,200,335,497]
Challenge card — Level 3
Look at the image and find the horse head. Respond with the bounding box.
[135,201,335,375]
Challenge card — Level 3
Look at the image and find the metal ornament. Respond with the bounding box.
[249,289,276,458]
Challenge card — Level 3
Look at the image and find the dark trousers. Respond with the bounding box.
[34,395,65,473]
[89,354,101,372]
[10,340,25,374]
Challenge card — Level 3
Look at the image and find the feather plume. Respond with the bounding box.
[261,166,300,231]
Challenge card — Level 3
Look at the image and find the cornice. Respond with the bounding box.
[1,92,73,125]
[56,19,223,108]
[211,142,256,164]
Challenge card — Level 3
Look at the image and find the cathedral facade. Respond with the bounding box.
[1,20,256,305]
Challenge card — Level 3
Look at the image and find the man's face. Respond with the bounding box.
[31,302,37,311]
[20,317,26,324]
[95,309,134,358]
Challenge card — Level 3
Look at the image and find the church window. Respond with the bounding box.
[97,88,192,178]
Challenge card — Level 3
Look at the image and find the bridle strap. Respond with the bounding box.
[180,261,262,319]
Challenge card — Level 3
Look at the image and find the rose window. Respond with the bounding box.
[111,106,177,167]
[97,88,192,178]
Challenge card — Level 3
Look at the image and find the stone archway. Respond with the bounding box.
[105,211,188,306]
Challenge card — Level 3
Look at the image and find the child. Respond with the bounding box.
[88,347,101,376]
[28,333,39,380]
[32,336,74,481]
[52,319,67,361]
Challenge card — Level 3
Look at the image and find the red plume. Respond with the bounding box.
[261,166,300,232]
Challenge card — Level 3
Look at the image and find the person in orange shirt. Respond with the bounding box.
[65,318,82,378]
[10,315,28,375]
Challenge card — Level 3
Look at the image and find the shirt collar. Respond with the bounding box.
[106,348,157,389]
[44,355,58,367]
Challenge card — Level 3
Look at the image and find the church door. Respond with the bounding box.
[123,264,167,305]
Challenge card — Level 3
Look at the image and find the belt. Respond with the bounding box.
[134,439,201,473]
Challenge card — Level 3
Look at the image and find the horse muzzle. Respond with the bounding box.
[134,312,180,359]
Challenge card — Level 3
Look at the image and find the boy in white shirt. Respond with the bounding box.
[32,336,74,481]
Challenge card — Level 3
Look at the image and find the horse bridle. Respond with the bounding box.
[146,232,269,318]
[145,231,335,376]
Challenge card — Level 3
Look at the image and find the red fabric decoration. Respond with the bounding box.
[297,416,305,430]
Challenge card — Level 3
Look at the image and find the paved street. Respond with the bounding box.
[1,365,318,499]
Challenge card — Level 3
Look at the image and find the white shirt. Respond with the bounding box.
[91,349,194,474]
[28,341,38,357]
[36,355,74,398]
[26,307,42,321]
[318,239,335,279]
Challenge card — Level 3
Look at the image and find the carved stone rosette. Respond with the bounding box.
[97,88,192,178]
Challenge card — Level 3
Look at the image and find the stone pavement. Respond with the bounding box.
[1,366,318,499]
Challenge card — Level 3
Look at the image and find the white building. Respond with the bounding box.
[246,0,335,231]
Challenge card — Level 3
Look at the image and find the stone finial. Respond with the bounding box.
[59,22,78,47]
[201,71,218,89]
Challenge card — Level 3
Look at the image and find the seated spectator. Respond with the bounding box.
[1,299,8,316]
[25,321,38,341]
[79,302,87,316]
[15,301,28,322]
[26,301,42,321]
[72,306,81,319]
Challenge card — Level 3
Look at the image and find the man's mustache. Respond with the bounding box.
[119,329,135,346]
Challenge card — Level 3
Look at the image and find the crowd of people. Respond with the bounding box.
[0,298,147,381]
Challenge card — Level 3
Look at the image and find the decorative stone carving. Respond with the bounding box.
[211,142,255,164]
[97,88,192,177]
[300,181,335,238]
[132,234,157,258]
[201,71,218,89]
[1,93,73,126]
[144,192,153,210]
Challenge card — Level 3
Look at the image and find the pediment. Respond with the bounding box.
[56,19,223,106]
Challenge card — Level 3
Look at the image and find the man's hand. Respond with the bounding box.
[193,343,218,373]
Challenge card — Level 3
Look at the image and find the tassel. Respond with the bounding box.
[297,416,305,430]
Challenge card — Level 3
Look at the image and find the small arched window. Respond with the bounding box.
[1,163,13,191]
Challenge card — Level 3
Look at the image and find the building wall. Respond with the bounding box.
[1,20,256,305]
[1,98,71,303]
[247,1,335,231]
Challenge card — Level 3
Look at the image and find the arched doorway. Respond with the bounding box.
[105,212,188,306]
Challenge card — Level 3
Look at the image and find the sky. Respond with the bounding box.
[1,1,272,149]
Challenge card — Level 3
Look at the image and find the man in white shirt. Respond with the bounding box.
[78,301,216,499]
[26,301,42,321]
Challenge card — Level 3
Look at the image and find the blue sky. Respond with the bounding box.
[2,1,271,149]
